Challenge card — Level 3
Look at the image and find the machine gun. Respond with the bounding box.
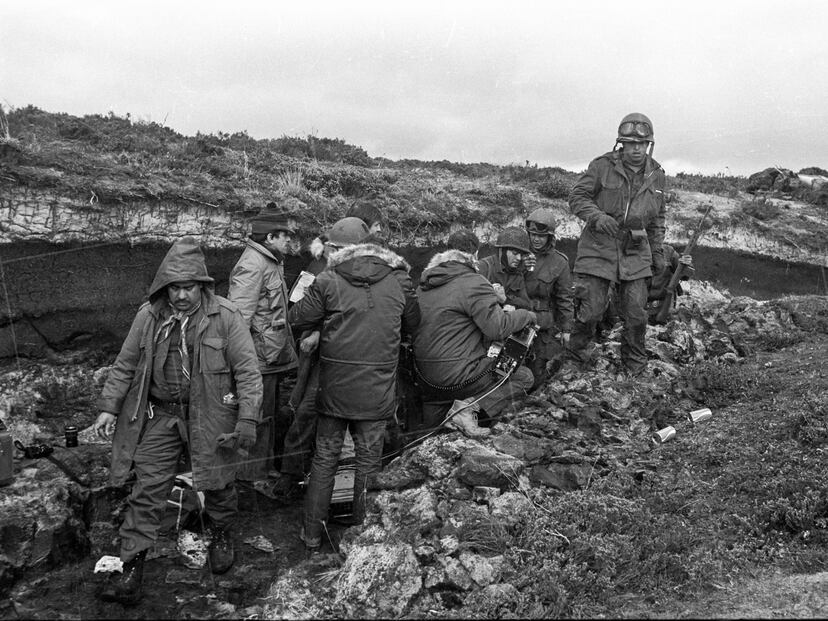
[655,203,713,325]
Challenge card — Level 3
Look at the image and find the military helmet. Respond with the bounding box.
[494,227,531,254]
[525,208,558,235]
[326,217,370,247]
[617,112,654,143]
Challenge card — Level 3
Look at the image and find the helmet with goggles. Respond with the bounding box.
[494,227,531,255]
[525,208,558,235]
[617,112,654,144]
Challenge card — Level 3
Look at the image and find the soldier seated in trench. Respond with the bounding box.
[412,228,536,439]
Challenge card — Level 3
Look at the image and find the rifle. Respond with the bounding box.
[655,203,713,324]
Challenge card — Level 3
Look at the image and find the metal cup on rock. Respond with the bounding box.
[652,426,676,444]
[688,408,712,423]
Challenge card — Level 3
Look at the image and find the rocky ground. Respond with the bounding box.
[2,107,828,618]
[1,282,827,619]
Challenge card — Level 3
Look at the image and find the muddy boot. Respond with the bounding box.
[97,550,146,605]
[299,526,321,557]
[444,399,491,438]
[207,527,235,575]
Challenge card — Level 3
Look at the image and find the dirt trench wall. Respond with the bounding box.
[0,242,249,358]
[2,187,826,360]
[0,188,251,358]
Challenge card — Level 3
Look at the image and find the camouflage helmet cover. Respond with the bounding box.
[494,227,531,254]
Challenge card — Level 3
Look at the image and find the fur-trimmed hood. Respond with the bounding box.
[424,249,477,272]
[327,243,410,287]
[419,249,478,291]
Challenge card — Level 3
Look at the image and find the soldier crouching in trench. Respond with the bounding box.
[93,236,263,605]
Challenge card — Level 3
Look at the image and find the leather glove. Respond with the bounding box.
[526,311,539,326]
[652,251,666,273]
[234,419,257,450]
[593,214,619,237]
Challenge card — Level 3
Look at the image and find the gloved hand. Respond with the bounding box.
[679,253,693,268]
[652,251,666,273]
[593,214,619,237]
[526,311,538,326]
[560,332,571,349]
[234,419,257,450]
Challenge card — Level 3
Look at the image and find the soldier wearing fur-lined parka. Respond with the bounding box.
[287,217,420,552]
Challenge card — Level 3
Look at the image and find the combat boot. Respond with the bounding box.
[207,527,235,574]
[97,550,146,605]
[444,399,491,438]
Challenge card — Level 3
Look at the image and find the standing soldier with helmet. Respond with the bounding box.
[567,113,666,376]
[523,208,574,388]
[477,227,534,311]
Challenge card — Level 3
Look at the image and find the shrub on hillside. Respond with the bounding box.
[269,134,371,166]
[799,166,828,177]
[537,176,572,200]
[670,172,746,197]
[740,197,781,221]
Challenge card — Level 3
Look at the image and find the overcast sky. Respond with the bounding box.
[2,0,827,176]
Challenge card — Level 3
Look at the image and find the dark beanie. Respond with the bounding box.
[447,228,480,254]
[250,210,296,235]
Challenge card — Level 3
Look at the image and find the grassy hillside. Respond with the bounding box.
[0,106,743,232]
[2,105,827,261]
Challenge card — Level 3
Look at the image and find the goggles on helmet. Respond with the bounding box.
[526,221,552,235]
[618,121,652,140]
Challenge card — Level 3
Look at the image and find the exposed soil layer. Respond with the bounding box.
[1,241,824,359]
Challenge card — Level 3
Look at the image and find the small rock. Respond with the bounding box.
[472,486,501,504]
[243,535,276,553]
[93,555,122,574]
[459,550,501,587]
[166,567,203,585]
[439,534,460,555]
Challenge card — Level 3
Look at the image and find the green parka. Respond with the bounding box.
[413,250,535,401]
[97,239,263,490]
[569,150,666,282]
[288,243,420,421]
[524,244,574,333]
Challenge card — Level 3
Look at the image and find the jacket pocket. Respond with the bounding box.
[201,337,230,373]
[600,174,626,217]
[256,324,298,366]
